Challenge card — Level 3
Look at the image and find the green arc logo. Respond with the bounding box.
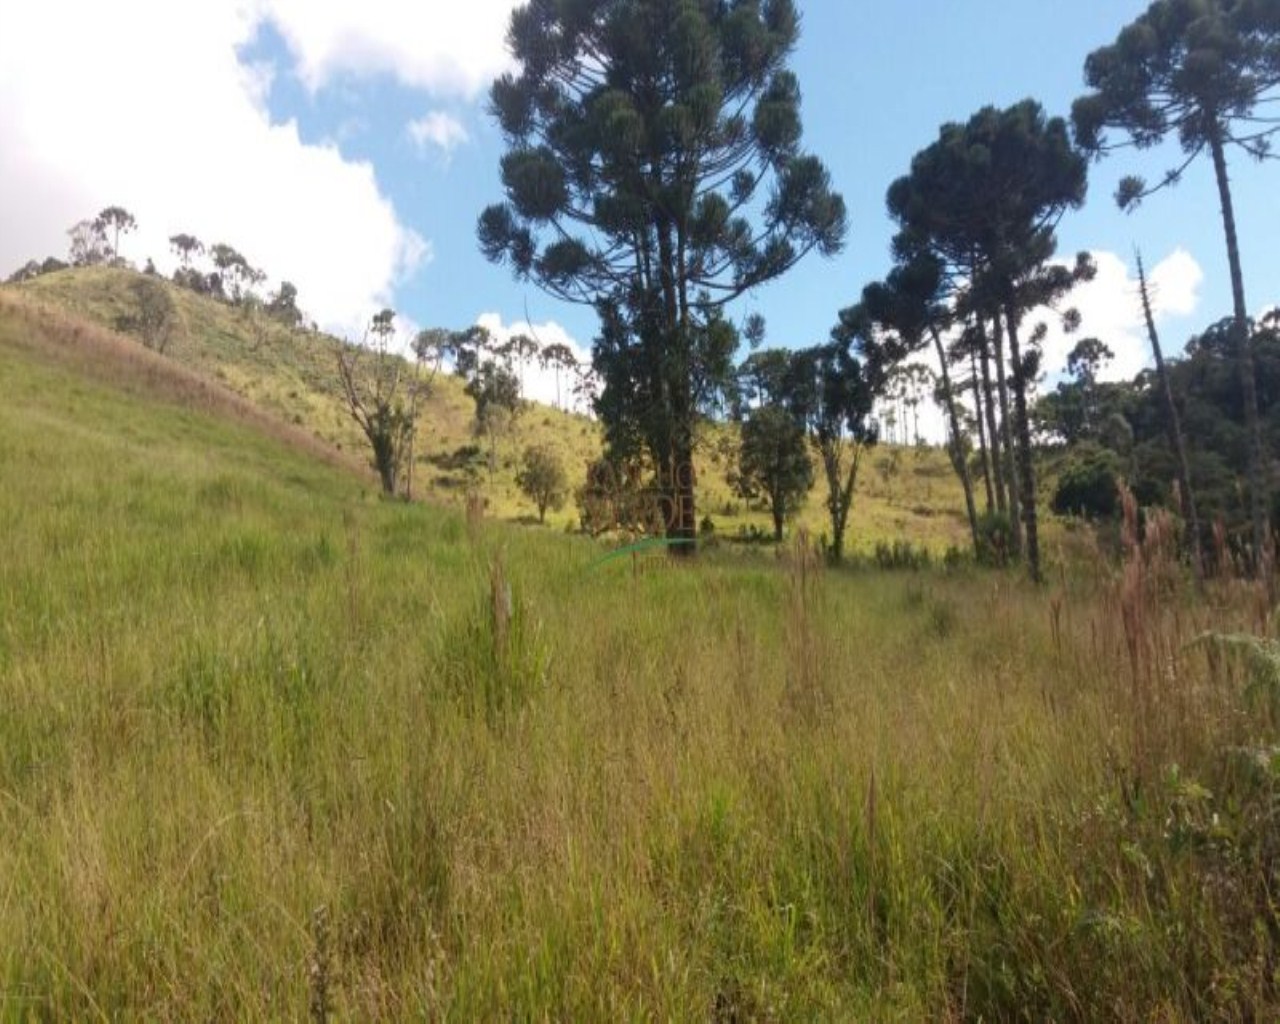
[586,537,696,571]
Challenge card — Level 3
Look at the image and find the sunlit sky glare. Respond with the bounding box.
[2,1,1276,414]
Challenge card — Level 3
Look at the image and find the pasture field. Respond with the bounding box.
[13,268,972,553]
[2,294,1279,1018]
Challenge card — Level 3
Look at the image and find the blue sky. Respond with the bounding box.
[3,1,1277,400]
[245,1,1276,365]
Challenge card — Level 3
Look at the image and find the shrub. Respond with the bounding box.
[873,539,931,571]
[115,277,178,354]
[440,559,549,726]
[976,510,1015,567]
[516,446,567,524]
[1052,443,1124,519]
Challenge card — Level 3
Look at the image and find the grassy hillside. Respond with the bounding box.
[10,266,973,553]
[2,277,1280,1017]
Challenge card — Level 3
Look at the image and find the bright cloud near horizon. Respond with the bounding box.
[897,247,1206,444]
[0,0,522,334]
[257,0,519,96]
[4,0,1275,402]
[475,313,596,416]
[1030,247,1205,383]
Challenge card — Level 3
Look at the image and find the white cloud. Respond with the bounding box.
[475,313,595,415]
[1148,249,1204,319]
[891,248,1205,445]
[407,111,470,156]
[258,0,520,97]
[0,0,427,335]
[1027,248,1204,383]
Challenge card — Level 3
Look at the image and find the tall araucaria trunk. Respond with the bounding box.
[1004,305,1040,583]
[992,314,1023,557]
[1137,251,1203,579]
[1209,129,1270,575]
[971,347,995,514]
[931,327,980,554]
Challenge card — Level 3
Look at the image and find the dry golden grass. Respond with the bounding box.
[0,288,369,480]
[2,289,1279,1017]
[9,266,978,551]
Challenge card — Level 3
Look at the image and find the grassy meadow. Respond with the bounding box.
[13,268,972,553]
[2,288,1280,1018]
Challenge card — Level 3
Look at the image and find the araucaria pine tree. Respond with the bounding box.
[1073,0,1280,570]
[478,0,846,553]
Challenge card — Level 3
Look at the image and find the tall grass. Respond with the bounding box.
[2,304,1279,1017]
[10,267,975,549]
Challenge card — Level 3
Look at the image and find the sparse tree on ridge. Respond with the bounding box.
[478,0,846,555]
[208,243,262,303]
[1073,0,1280,570]
[401,327,457,501]
[266,281,303,327]
[6,261,42,284]
[68,219,110,267]
[538,342,579,411]
[466,359,522,483]
[337,308,418,495]
[169,234,204,268]
[5,259,56,284]
[736,349,795,415]
[507,333,540,398]
[450,324,493,384]
[95,206,136,261]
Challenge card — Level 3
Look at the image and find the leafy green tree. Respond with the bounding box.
[1031,311,1280,568]
[95,206,136,261]
[117,277,178,354]
[788,340,878,564]
[1034,375,1131,447]
[6,260,46,283]
[266,281,303,327]
[336,308,417,495]
[887,100,1092,581]
[67,219,109,267]
[575,456,667,536]
[516,446,568,523]
[734,404,813,542]
[1073,0,1280,568]
[1067,337,1114,385]
[465,359,522,482]
[478,0,846,554]
[1037,336,1120,449]
[1052,442,1125,519]
[736,348,795,415]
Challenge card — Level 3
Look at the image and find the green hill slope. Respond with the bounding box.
[10,265,972,552]
[0,276,1272,1019]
